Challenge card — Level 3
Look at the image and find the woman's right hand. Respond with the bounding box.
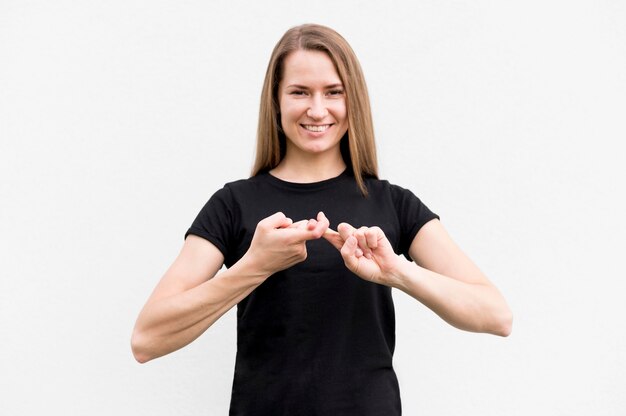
[243,211,330,276]
[131,211,329,363]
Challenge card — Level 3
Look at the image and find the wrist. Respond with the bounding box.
[237,251,273,282]
[386,256,417,291]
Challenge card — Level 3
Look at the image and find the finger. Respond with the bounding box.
[279,217,294,228]
[307,211,330,238]
[365,227,382,250]
[290,219,309,229]
[340,235,359,270]
[338,223,364,257]
[323,228,344,250]
[354,227,372,259]
[261,212,291,230]
[285,218,328,242]
[337,222,356,241]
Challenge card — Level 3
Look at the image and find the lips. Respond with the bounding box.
[301,124,332,132]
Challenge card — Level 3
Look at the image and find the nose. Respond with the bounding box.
[307,94,328,119]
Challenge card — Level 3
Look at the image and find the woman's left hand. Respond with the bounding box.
[324,222,404,286]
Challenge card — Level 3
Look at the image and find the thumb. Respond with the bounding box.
[340,236,359,270]
[289,219,309,229]
[261,212,292,230]
[337,222,357,241]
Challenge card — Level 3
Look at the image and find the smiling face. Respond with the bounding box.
[278,50,348,161]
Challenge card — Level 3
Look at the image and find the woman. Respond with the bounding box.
[132,23,512,415]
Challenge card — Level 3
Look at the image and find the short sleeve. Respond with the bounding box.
[390,184,440,260]
[184,185,237,261]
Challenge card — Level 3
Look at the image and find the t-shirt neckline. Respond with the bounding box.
[262,169,350,191]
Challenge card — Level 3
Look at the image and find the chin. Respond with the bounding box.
[298,142,338,155]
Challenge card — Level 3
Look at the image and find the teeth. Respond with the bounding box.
[303,124,330,132]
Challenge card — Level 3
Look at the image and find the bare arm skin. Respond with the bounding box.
[324,219,513,336]
[131,212,330,363]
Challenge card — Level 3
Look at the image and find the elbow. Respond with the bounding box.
[131,330,153,364]
[494,309,513,337]
[132,351,151,364]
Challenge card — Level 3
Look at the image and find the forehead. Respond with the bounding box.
[280,50,342,86]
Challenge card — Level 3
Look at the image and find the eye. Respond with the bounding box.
[289,90,307,96]
[327,89,344,96]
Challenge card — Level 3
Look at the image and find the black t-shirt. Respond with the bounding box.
[185,170,439,416]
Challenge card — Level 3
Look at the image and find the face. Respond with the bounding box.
[278,50,348,159]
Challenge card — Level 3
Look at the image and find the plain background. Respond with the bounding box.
[1,1,625,415]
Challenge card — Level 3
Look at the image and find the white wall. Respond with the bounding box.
[1,1,625,415]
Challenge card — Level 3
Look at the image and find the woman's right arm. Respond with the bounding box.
[131,234,264,363]
[131,211,329,363]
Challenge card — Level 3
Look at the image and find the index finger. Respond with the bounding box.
[323,228,344,250]
[285,212,330,242]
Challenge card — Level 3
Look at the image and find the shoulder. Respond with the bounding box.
[362,176,415,200]
[206,173,278,210]
[365,176,439,220]
[196,177,256,212]
[224,172,271,190]
[214,174,267,197]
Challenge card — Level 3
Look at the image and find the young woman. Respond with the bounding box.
[132,23,512,415]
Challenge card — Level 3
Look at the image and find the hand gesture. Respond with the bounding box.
[245,211,329,276]
[324,223,403,286]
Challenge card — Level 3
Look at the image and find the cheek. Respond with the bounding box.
[340,109,348,123]
[279,108,293,132]
[331,102,348,122]
[280,102,303,124]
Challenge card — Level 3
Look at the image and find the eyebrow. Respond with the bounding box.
[285,83,344,89]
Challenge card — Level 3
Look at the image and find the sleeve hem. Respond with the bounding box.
[184,227,229,259]
[403,214,440,261]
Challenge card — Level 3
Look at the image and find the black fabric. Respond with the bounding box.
[185,170,439,416]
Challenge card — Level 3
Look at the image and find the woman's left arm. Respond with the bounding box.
[400,218,512,336]
[324,218,512,336]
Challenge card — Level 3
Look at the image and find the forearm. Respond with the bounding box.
[390,259,512,336]
[132,255,268,363]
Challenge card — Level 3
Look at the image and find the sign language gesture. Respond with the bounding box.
[324,222,403,286]
[245,211,330,276]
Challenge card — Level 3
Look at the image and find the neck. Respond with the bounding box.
[270,150,346,183]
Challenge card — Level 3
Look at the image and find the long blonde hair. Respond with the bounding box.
[251,24,378,195]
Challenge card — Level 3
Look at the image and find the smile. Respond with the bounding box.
[301,124,332,132]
